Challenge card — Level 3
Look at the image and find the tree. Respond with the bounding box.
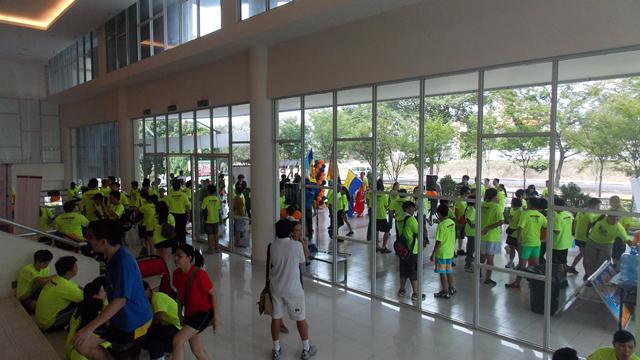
[607,93,640,178]
[574,115,620,197]
[376,99,419,182]
[422,116,456,175]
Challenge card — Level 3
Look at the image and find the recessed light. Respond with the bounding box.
[0,0,79,31]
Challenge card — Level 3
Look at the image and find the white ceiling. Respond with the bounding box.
[0,0,135,63]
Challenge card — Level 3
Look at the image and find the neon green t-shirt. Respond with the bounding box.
[129,188,142,208]
[81,189,101,221]
[153,214,176,245]
[167,190,191,214]
[151,292,182,329]
[376,194,389,220]
[587,347,640,360]
[38,207,53,232]
[16,263,49,299]
[480,201,504,242]
[575,212,595,242]
[553,211,574,250]
[201,195,222,224]
[67,187,80,201]
[454,200,467,220]
[496,191,506,213]
[508,207,523,230]
[435,218,456,259]
[339,193,349,212]
[35,275,83,330]
[402,215,419,255]
[391,196,408,220]
[589,219,628,245]
[518,210,547,247]
[464,205,476,237]
[54,212,90,241]
[140,202,157,230]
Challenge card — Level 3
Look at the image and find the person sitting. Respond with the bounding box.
[65,277,110,360]
[143,281,181,360]
[35,256,83,331]
[54,201,90,242]
[16,249,54,312]
[588,330,640,360]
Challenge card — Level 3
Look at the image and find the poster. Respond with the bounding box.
[631,177,640,212]
[591,261,633,329]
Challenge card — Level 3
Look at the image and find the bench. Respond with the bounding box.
[309,252,349,283]
[0,296,60,359]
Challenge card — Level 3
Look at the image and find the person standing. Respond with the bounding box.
[74,219,152,359]
[167,180,191,246]
[201,185,222,254]
[270,219,317,360]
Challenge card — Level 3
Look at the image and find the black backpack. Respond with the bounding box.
[393,216,416,260]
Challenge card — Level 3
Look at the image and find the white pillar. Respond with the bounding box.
[249,45,274,263]
[117,87,133,189]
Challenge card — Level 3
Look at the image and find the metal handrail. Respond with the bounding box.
[0,217,88,247]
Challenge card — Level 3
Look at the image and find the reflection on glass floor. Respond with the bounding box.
[306,207,626,353]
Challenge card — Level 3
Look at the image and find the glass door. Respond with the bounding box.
[194,155,231,252]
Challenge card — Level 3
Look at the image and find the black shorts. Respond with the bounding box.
[138,225,147,238]
[575,240,587,248]
[612,238,627,260]
[552,249,568,265]
[154,239,177,250]
[103,325,146,356]
[203,223,219,235]
[184,310,213,333]
[399,254,418,281]
[506,235,518,247]
[376,219,391,233]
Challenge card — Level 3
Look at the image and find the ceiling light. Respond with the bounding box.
[0,0,78,31]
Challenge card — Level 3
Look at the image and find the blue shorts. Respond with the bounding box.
[435,258,453,274]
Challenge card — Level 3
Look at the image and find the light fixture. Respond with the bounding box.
[0,0,78,31]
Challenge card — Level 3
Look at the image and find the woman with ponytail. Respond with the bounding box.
[171,244,219,360]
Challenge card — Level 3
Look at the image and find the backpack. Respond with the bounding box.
[393,216,416,260]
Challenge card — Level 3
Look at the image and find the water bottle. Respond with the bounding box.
[620,246,638,286]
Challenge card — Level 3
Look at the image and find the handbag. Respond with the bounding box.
[393,216,415,260]
[257,244,273,315]
[161,222,176,239]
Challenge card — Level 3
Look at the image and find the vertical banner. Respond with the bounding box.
[0,164,9,220]
[14,176,42,234]
[630,177,640,212]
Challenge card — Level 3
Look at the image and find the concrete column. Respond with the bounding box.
[117,87,133,190]
[249,45,274,263]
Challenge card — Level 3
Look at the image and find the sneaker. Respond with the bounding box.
[434,291,450,299]
[381,248,392,254]
[347,231,354,236]
[483,279,497,286]
[411,293,426,301]
[272,348,283,360]
[567,267,579,275]
[301,344,317,360]
[505,262,515,269]
[397,289,406,297]
[448,287,457,296]
[457,249,466,256]
[376,247,382,253]
[452,262,456,267]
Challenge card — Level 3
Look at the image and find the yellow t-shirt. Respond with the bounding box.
[153,214,176,245]
[435,218,456,259]
[81,189,101,221]
[587,347,640,360]
[140,202,157,230]
[553,211,574,250]
[167,190,191,214]
[201,195,222,224]
[16,264,49,299]
[151,292,181,329]
[38,207,53,232]
[518,210,548,247]
[35,276,83,330]
[54,212,90,241]
[589,219,628,245]
[67,188,80,201]
[480,201,504,242]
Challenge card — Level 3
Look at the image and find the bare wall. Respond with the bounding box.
[0,59,47,100]
[268,0,640,98]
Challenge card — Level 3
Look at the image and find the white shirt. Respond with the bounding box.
[269,237,305,298]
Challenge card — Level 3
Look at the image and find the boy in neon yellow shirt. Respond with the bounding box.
[143,281,181,359]
[479,188,504,286]
[588,330,640,360]
[16,249,54,311]
[463,194,477,272]
[431,204,457,299]
[68,182,81,201]
[505,198,523,269]
[584,214,629,279]
[506,198,547,289]
[202,185,222,254]
[54,201,90,242]
[35,256,83,331]
[568,198,602,278]
[551,197,574,286]
[397,201,422,301]
[454,187,470,257]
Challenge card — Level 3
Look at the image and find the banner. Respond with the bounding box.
[631,177,640,212]
[591,261,633,329]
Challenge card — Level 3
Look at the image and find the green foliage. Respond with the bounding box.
[439,175,457,197]
[559,182,590,208]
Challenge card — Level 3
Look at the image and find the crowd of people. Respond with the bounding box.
[14,170,640,359]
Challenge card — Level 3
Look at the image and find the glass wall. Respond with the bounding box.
[71,122,119,181]
[240,0,292,20]
[48,32,97,94]
[273,47,640,355]
[132,103,250,256]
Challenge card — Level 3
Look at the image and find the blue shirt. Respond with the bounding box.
[106,246,152,332]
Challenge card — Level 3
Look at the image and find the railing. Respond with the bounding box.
[0,217,88,248]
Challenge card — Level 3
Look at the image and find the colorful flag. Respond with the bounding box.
[306,149,315,182]
[343,170,363,217]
